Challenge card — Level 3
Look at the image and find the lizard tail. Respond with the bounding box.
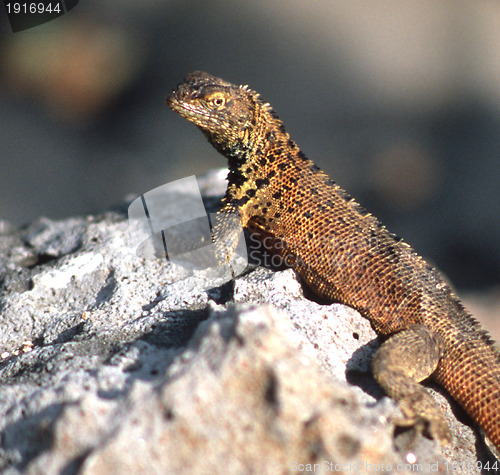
[435,339,500,452]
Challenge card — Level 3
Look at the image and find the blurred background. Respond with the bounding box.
[1,1,500,330]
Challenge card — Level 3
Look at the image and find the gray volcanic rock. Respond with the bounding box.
[0,170,496,474]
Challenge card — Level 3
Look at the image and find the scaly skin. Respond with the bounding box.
[167,71,500,452]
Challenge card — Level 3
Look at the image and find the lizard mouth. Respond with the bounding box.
[167,95,217,131]
[166,95,186,114]
[167,95,208,120]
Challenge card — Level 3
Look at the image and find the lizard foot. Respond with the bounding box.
[395,392,451,446]
[373,326,450,446]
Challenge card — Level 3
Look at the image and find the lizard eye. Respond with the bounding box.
[206,93,226,110]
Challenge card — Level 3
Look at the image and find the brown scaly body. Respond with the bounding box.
[167,71,500,452]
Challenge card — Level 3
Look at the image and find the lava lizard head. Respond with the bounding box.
[167,71,273,160]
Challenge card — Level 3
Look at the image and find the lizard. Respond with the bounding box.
[166,70,500,453]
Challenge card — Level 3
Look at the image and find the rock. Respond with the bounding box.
[0,170,496,474]
[79,306,400,474]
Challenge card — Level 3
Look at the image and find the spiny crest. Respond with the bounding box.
[237,82,283,123]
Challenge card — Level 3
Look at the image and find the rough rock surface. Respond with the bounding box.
[0,170,498,474]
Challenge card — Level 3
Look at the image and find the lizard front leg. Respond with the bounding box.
[372,324,451,445]
[211,202,254,283]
